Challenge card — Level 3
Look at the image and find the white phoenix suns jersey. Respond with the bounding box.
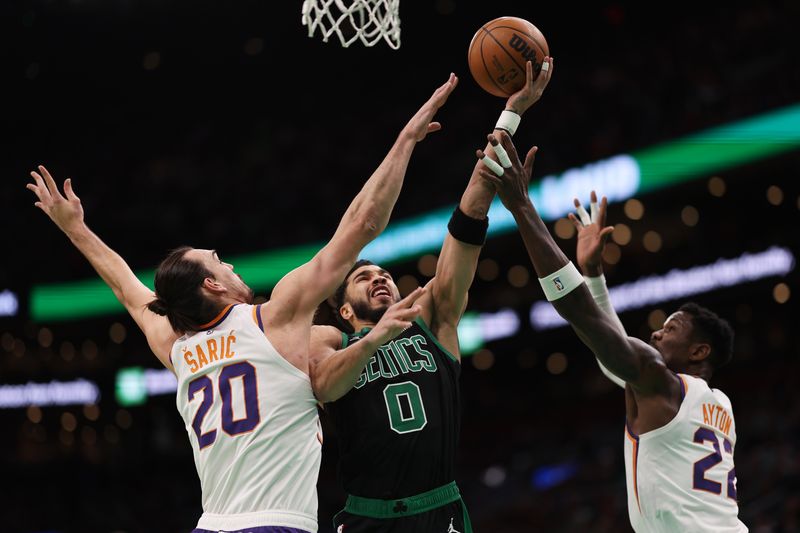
[171,303,322,532]
[624,373,747,532]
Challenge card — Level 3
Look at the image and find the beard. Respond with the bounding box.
[350,298,390,325]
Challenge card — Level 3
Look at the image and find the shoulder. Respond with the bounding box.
[311,324,345,348]
[309,325,345,367]
[710,385,735,410]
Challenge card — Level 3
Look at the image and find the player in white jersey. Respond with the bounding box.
[172,302,323,531]
[25,73,457,533]
[568,191,746,531]
[475,133,748,532]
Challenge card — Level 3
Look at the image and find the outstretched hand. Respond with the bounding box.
[505,56,554,115]
[368,286,427,345]
[404,73,459,142]
[27,165,85,235]
[475,131,538,211]
[568,190,614,276]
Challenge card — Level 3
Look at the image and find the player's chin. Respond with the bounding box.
[369,301,394,318]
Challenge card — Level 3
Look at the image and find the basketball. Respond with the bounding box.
[468,16,549,98]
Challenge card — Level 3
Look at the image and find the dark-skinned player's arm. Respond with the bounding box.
[568,190,627,388]
[477,132,676,396]
[309,287,426,403]
[26,166,178,370]
[265,75,458,326]
[419,57,554,359]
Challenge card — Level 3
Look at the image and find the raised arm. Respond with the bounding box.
[27,166,177,369]
[422,58,554,358]
[569,190,627,388]
[266,74,458,325]
[478,133,675,395]
[310,287,425,402]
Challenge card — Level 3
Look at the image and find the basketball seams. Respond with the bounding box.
[480,26,546,97]
[476,29,511,97]
[468,17,548,98]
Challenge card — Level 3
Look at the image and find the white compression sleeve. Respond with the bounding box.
[585,274,627,389]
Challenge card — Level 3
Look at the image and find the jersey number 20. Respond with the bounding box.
[188,362,261,448]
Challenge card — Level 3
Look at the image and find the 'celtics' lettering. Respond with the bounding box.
[355,334,436,389]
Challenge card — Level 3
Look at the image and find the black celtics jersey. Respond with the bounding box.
[327,316,462,499]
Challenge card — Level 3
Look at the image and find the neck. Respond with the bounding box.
[681,362,713,382]
[349,318,376,333]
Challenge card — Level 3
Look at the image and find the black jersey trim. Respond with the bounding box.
[413,316,459,363]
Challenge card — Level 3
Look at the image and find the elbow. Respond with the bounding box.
[310,372,340,404]
[314,387,341,404]
[433,297,465,328]
[347,196,386,236]
[351,212,382,243]
[113,286,130,307]
[552,301,582,325]
[362,216,381,239]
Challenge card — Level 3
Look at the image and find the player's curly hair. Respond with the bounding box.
[678,302,735,371]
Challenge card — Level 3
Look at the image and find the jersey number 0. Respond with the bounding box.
[383,381,428,434]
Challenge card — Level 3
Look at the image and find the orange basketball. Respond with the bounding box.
[468,16,549,98]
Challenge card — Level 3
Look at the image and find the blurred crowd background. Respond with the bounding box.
[2,1,799,532]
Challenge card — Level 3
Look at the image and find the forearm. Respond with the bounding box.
[66,224,147,305]
[431,166,495,325]
[584,274,628,387]
[342,133,417,243]
[460,161,497,219]
[313,335,383,403]
[510,201,642,381]
[461,109,529,219]
[511,200,571,276]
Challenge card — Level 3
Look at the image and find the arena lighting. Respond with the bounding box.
[0,289,19,317]
[0,379,99,408]
[531,461,579,491]
[116,367,177,406]
[530,246,795,331]
[30,103,800,321]
[458,308,521,355]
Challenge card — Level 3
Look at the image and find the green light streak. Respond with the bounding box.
[637,103,800,192]
[30,103,800,322]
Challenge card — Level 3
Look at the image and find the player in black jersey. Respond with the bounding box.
[310,58,554,533]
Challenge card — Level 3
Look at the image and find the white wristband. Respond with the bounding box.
[538,262,585,301]
[495,110,521,136]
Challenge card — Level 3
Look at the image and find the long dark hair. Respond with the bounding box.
[147,246,221,333]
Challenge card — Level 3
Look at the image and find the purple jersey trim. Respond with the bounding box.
[256,303,264,331]
[192,526,310,533]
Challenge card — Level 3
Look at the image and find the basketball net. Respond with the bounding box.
[301,0,401,49]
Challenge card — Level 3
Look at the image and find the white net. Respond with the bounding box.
[301,0,401,49]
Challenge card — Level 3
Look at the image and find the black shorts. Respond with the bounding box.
[333,498,470,533]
